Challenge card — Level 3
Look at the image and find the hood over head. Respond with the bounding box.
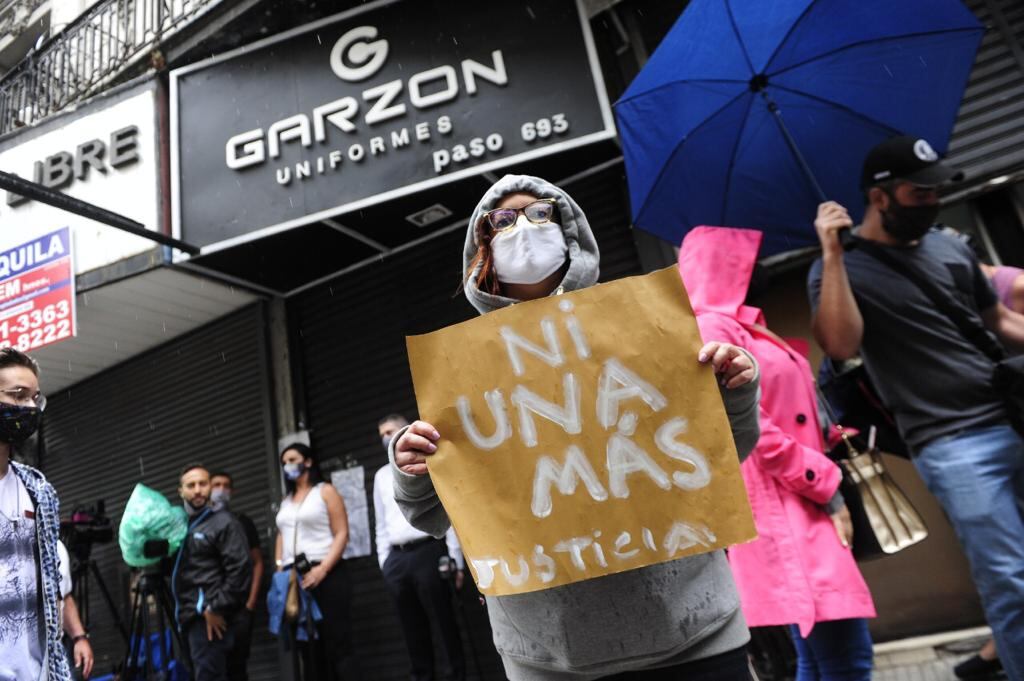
[463,174,600,314]
[678,226,765,325]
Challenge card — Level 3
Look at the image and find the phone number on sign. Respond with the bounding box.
[0,301,73,351]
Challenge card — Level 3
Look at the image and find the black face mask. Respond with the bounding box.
[0,405,40,445]
[881,194,940,243]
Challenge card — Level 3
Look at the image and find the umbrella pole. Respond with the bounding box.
[758,91,829,204]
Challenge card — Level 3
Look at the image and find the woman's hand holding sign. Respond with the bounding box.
[395,421,441,476]
[698,342,756,389]
[396,341,754,478]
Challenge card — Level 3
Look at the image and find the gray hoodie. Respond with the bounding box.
[390,174,761,680]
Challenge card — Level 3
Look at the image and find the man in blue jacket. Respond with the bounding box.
[173,463,252,680]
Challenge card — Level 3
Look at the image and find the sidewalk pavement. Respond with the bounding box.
[874,627,1005,681]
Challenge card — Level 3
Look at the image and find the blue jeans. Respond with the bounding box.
[789,619,873,681]
[915,424,1024,681]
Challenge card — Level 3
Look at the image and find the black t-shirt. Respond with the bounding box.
[235,512,260,551]
[808,229,1006,452]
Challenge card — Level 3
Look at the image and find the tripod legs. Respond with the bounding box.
[71,559,130,644]
[90,560,129,643]
[122,573,185,681]
[124,581,149,680]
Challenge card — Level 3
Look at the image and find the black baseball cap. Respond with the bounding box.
[860,135,964,189]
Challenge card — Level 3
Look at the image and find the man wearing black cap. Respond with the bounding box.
[808,135,1024,681]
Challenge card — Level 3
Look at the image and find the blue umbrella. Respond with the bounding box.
[614,0,984,256]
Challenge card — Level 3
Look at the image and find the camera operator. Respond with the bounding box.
[173,463,253,681]
[57,540,94,679]
[0,348,72,680]
[376,414,466,681]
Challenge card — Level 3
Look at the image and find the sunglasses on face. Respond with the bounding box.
[481,198,558,232]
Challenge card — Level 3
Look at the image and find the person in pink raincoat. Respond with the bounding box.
[679,226,877,681]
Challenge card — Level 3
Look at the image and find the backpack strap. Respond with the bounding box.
[853,236,1004,362]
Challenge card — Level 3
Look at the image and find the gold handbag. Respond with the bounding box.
[743,322,928,560]
[284,568,300,621]
[283,493,306,622]
[835,433,929,560]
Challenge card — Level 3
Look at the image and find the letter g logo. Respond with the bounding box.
[330,26,388,82]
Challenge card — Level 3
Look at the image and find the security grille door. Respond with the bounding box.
[41,304,279,680]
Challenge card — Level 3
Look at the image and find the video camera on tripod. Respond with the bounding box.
[57,499,130,647]
[118,484,190,681]
[60,500,114,561]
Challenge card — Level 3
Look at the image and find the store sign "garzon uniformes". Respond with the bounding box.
[225,26,509,182]
[172,0,613,250]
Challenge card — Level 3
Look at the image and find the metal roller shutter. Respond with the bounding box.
[38,304,279,680]
[290,164,641,680]
[947,0,1024,183]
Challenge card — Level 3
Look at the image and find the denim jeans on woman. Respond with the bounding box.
[914,424,1024,681]
[788,618,872,681]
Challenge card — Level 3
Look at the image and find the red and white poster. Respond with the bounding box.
[0,227,76,352]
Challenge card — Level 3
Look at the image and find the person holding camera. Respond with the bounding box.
[174,463,253,681]
[0,348,72,680]
[376,414,466,681]
[275,443,361,681]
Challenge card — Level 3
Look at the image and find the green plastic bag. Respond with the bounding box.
[119,483,188,567]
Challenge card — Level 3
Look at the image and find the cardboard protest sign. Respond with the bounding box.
[406,266,756,596]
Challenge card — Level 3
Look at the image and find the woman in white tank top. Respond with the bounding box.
[275,443,361,680]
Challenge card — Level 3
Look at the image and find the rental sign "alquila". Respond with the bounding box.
[171,0,615,251]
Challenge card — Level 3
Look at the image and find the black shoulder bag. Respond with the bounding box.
[855,239,1024,434]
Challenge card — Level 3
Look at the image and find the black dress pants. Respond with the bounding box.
[382,539,465,681]
[303,561,361,681]
[225,607,253,681]
[186,614,240,681]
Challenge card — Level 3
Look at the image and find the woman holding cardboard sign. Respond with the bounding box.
[392,174,763,680]
[680,227,876,681]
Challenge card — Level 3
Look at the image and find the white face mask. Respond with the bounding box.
[210,488,231,510]
[491,215,568,285]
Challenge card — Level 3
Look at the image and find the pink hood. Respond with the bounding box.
[678,226,766,327]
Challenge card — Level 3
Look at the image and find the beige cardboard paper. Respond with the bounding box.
[406,266,756,596]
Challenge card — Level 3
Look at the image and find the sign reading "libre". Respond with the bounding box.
[171,0,615,251]
[407,268,757,596]
[0,228,76,353]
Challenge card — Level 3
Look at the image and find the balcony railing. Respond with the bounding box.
[0,0,219,136]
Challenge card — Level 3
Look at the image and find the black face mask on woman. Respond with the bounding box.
[880,192,940,243]
[0,405,40,445]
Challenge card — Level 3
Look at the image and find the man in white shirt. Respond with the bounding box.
[375,414,465,681]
